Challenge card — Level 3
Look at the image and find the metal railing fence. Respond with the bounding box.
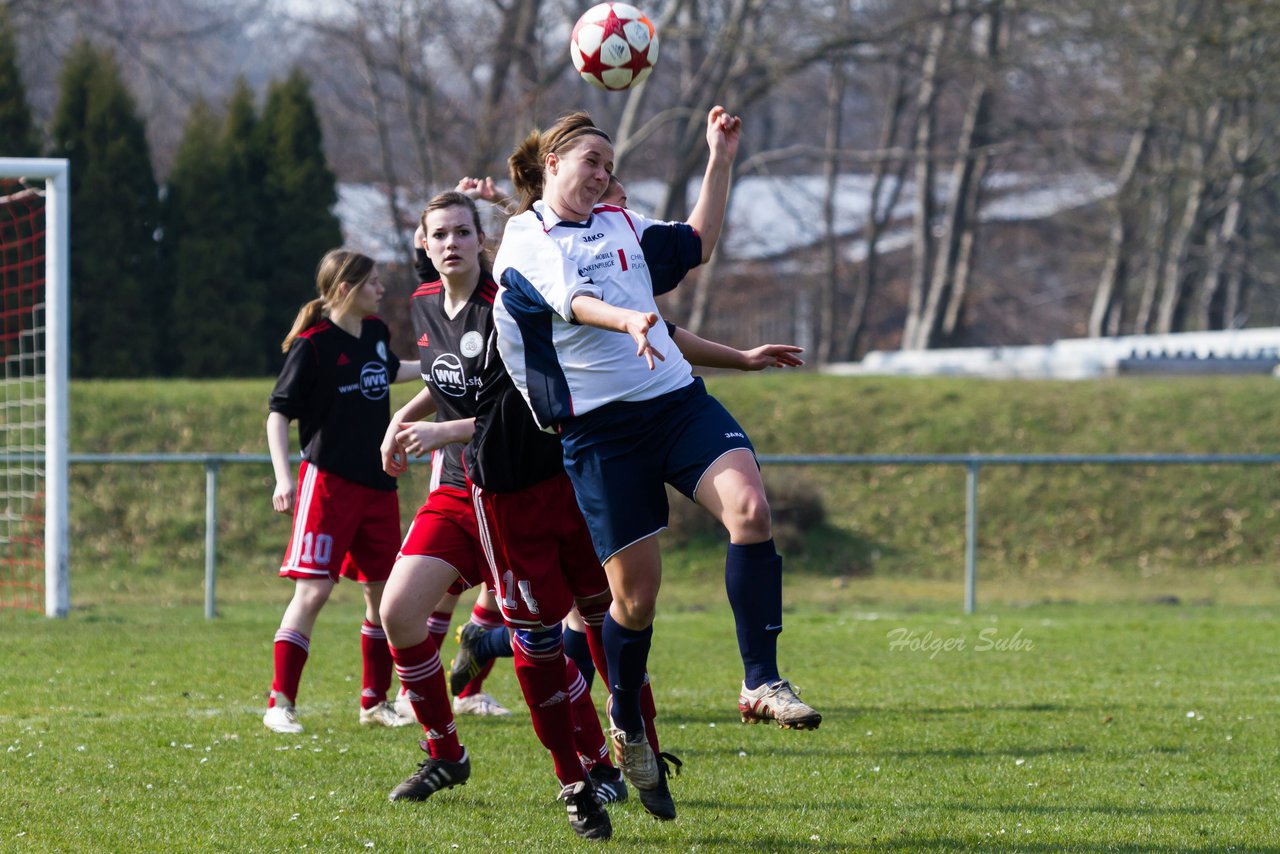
[40,452,1280,617]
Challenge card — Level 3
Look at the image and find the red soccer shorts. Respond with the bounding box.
[470,472,611,630]
[397,484,488,591]
[279,461,401,584]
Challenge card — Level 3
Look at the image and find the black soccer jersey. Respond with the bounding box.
[410,272,498,490]
[463,330,566,494]
[269,316,401,491]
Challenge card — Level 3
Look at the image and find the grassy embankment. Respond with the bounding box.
[61,373,1280,610]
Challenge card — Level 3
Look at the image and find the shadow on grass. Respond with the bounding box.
[847,841,1276,853]
[877,743,1090,760]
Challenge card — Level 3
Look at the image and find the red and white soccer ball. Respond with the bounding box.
[570,3,659,91]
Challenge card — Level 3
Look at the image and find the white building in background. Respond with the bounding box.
[828,327,1280,379]
[339,170,1280,378]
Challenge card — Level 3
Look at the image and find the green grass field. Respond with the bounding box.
[3,596,1278,851]
[5,374,1280,849]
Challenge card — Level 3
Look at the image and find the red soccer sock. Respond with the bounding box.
[641,677,662,754]
[389,637,462,762]
[576,599,611,682]
[360,621,394,709]
[565,657,611,771]
[457,660,496,699]
[426,610,453,654]
[459,602,505,698]
[271,628,310,707]
[512,636,585,787]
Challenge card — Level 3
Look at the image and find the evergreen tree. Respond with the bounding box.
[255,68,342,372]
[221,77,269,375]
[0,8,40,156]
[164,99,263,376]
[49,42,161,377]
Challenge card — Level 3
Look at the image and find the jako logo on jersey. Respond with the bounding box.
[581,232,605,243]
[360,362,390,400]
[725,431,745,439]
[431,353,468,398]
[376,341,388,361]
[459,331,484,358]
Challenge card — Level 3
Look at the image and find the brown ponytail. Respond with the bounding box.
[281,249,376,352]
[508,111,612,214]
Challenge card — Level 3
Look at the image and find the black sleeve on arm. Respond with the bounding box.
[641,223,703,296]
[414,247,438,284]
[269,339,316,419]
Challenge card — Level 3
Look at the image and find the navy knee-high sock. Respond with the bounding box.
[602,611,651,735]
[563,626,595,691]
[475,625,512,664]
[725,539,783,690]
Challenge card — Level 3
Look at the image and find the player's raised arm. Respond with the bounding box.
[686,106,743,263]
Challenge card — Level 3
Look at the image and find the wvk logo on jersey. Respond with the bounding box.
[431,353,469,398]
[359,362,390,400]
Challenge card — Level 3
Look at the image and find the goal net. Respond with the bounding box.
[0,159,69,616]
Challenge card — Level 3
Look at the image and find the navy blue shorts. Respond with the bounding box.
[559,377,756,562]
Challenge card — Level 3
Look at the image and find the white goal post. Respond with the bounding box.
[0,158,69,617]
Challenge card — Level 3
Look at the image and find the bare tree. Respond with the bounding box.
[900,0,951,351]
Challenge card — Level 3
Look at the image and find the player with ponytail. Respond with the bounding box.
[492,105,822,819]
[263,249,421,735]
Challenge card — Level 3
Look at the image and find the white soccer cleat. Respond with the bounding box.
[263,703,304,734]
[394,688,415,722]
[738,679,822,730]
[452,692,512,717]
[360,700,415,728]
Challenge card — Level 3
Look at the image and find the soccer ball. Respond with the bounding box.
[570,3,659,91]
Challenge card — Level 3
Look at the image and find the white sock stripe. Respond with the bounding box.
[425,616,452,634]
[274,629,310,651]
[513,637,562,663]
[361,624,387,640]
[567,670,587,700]
[395,658,442,681]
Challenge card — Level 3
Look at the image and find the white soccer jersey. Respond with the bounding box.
[492,200,703,429]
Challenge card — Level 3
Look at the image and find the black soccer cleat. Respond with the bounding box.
[559,779,613,841]
[588,763,628,806]
[636,751,681,821]
[449,623,487,697]
[388,744,471,802]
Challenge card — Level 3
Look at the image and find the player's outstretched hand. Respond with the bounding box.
[706,105,742,163]
[741,344,804,371]
[456,176,503,203]
[272,478,295,513]
[625,310,664,370]
[381,423,409,476]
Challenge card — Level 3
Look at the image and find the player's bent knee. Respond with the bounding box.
[726,491,772,541]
